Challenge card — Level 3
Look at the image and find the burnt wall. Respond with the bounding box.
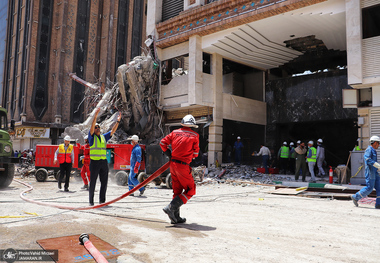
[266,70,358,166]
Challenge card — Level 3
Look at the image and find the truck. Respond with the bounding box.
[34,142,172,187]
[0,107,19,188]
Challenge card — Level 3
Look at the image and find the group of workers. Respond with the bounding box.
[252,139,325,183]
[53,111,200,223]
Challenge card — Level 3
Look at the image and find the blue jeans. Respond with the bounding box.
[353,173,380,206]
[262,155,269,174]
[128,170,145,192]
[308,162,316,181]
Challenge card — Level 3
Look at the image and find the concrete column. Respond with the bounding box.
[346,0,362,85]
[146,0,162,36]
[208,53,223,166]
[188,35,203,105]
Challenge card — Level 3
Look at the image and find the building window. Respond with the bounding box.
[362,4,380,39]
[203,53,212,74]
[32,0,53,120]
[116,0,130,68]
[162,0,184,22]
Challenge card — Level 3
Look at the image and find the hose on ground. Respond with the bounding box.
[16,162,170,211]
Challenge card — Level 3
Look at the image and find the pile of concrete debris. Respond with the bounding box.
[197,164,294,185]
[64,51,164,145]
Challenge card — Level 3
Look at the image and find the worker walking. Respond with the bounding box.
[233,136,244,165]
[160,114,200,224]
[80,136,91,190]
[54,135,74,192]
[306,141,317,183]
[277,142,289,174]
[316,138,326,177]
[88,108,121,206]
[252,143,271,174]
[128,135,145,196]
[351,136,380,209]
[294,141,307,182]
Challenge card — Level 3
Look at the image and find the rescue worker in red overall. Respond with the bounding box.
[160,114,200,224]
[54,135,74,192]
[80,135,90,190]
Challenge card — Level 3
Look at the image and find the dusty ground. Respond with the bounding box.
[1,173,380,263]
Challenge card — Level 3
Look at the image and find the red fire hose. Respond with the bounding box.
[79,233,108,263]
[16,162,170,210]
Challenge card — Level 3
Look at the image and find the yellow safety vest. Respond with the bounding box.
[307,147,317,163]
[90,134,107,160]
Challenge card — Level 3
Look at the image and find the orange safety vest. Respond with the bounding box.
[58,144,73,164]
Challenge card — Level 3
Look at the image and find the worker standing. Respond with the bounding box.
[252,143,271,174]
[88,108,121,206]
[316,138,326,177]
[160,114,200,224]
[289,142,296,174]
[306,141,317,183]
[351,136,380,209]
[277,142,289,174]
[80,136,91,190]
[54,135,74,192]
[233,136,244,165]
[294,141,307,182]
[128,135,145,196]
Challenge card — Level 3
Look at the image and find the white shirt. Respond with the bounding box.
[257,146,271,158]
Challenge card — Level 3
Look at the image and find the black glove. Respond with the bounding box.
[164,149,172,160]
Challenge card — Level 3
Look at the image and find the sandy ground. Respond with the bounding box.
[1,174,380,263]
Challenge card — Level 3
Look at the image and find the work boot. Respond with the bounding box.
[351,195,358,207]
[139,189,145,196]
[172,208,186,224]
[163,196,184,224]
[81,184,88,190]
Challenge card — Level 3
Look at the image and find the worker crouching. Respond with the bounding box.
[160,114,200,224]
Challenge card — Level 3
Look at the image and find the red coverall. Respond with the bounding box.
[160,127,200,204]
[81,144,91,185]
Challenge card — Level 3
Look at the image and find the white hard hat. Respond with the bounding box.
[308,140,314,145]
[84,135,88,140]
[283,141,287,145]
[181,114,198,128]
[290,142,294,146]
[237,136,241,140]
[131,135,139,142]
[370,136,380,143]
[297,140,301,144]
[64,135,71,141]
[317,139,323,143]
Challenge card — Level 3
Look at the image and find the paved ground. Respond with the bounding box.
[1,173,380,263]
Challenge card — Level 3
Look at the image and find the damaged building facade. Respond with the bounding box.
[1,0,147,150]
[147,0,380,166]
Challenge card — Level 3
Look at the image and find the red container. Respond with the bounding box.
[256,167,279,174]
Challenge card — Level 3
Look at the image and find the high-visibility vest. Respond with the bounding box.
[280,146,289,158]
[90,134,107,160]
[307,147,317,162]
[58,144,73,164]
[290,148,296,158]
[355,146,360,151]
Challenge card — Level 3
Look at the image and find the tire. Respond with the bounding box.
[115,171,129,186]
[165,173,172,189]
[0,164,15,189]
[54,171,66,182]
[137,172,148,183]
[35,168,48,182]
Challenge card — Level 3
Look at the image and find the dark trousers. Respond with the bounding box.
[295,155,307,181]
[59,162,72,190]
[262,155,269,174]
[289,158,295,174]
[279,158,288,173]
[89,159,109,204]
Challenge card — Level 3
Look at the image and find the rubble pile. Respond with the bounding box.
[64,51,163,145]
[197,164,293,186]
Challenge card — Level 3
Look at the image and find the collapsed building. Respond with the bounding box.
[145,0,380,168]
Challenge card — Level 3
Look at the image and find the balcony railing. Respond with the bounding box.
[206,0,220,4]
